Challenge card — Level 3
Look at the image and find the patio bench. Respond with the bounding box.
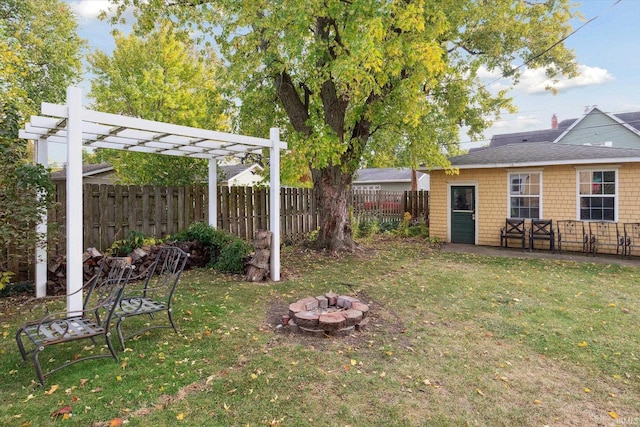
[623,222,640,258]
[556,220,589,254]
[588,221,624,257]
[114,246,189,349]
[16,258,134,386]
[500,218,526,250]
[529,219,554,252]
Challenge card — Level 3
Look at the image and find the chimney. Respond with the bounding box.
[551,114,558,129]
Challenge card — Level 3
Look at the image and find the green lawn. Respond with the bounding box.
[1,238,639,426]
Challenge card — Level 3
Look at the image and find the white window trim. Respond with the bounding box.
[574,166,619,222]
[506,170,543,219]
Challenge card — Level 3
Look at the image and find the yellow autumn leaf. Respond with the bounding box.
[584,388,591,393]
[476,388,485,396]
[578,341,588,347]
[608,411,619,419]
[44,384,59,395]
[533,399,542,405]
[176,413,184,420]
[350,359,357,366]
[116,375,122,381]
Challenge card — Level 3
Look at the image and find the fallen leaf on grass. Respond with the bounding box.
[44,384,59,395]
[608,411,619,419]
[578,341,588,347]
[109,417,124,427]
[476,389,485,396]
[176,413,184,420]
[50,405,72,419]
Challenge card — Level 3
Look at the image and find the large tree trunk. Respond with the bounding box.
[312,164,357,252]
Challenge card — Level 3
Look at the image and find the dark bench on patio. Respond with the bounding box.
[500,218,526,250]
[529,219,554,252]
[588,221,624,257]
[556,220,589,254]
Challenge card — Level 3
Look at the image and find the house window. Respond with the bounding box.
[578,170,616,221]
[508,172,540,219]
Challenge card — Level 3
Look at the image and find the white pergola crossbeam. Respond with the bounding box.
[22,87,286,315]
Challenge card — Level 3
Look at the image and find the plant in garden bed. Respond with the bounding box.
[173,222,253,274]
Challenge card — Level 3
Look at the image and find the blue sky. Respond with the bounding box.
[65,0,640,153]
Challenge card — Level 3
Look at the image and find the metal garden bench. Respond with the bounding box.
[15,258,134,386]
[500,218,526,250]
[114,246,189,349]
[588,221,625,257]
[623,222,640,258]
[529,219,554,252]
[556,220,589,254]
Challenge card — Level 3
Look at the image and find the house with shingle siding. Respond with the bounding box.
[427,142,640,249]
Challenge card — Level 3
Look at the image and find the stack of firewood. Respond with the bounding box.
[45,241,211,295]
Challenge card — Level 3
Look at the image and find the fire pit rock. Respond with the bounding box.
[285,292,370,337]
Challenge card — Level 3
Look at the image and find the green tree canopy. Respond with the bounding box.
[88,23,230,185]
[0,0,83,277]
[109,0,578,250]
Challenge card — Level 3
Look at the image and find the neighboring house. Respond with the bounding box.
[353,167,430,192]
[488,107,640,149]
[50,163,116,185]
[427,142,640,248]
[50,163,264,187]
[218,164,264,186]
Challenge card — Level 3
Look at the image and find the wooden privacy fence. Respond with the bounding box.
[48,183,319,254]
[351,190,429,224]
[49,183,428,253]
[5,184,428,280]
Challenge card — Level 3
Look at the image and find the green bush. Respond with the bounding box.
[210,239,254,274]
[352,216,380,239]
[379,221,400,234]
[174,222,253,274]
[108,230,158,256]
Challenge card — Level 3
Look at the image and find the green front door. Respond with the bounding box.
[451,186,475,244]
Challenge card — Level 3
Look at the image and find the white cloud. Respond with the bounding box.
[67,0,113,20]
[479,64,615,95]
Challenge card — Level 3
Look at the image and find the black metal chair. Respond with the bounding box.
[500,218,526,250]
[16,258,134,386]
[588,221,625,257]
[556,220,589,254]
[623,222,640,258]
[114,246,189,349]
[529,219,554,252]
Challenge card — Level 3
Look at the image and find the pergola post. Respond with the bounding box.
[208,158,217,228]
[269,128,281,281]
[35,137,48,298]
[66,87,83,315]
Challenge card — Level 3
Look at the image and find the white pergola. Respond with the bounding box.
[19,87,286,314]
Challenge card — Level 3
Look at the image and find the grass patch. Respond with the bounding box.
[1,238,639,426]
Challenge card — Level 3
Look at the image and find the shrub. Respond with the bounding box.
[352,215,380,239]
[210,239,254,274]
[108,230,158,256]
[379,220,400,234]
[174,222,253,274]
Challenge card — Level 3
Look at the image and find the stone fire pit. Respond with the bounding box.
[285,292,370,337]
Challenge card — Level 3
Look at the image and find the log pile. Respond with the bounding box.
[245,230,271,282]
[45,241,210,295]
